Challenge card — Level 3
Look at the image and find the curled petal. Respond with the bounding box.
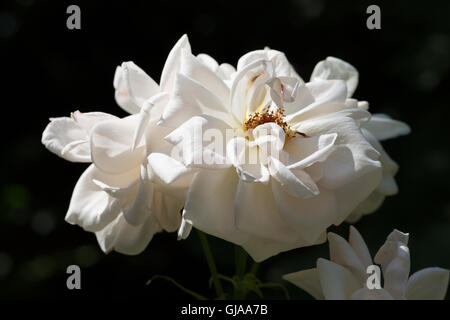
[374,230,410,299]
[374,230,409,268]
[251,122,286,154]
[114,61,160,114]
[71,111,118,133]
[231,59,273,124]
[267,76,301,108]
[42,117,89,162]
[311,57,359,98]
[237,49,300,79]
[227,137,270,183]
[286,79,348,125]
[269,157,319,198]
[285,133,337,170]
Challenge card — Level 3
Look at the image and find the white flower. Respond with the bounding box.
[41,35,193,254]
[155,48,383,261]
[283,226,449,300]
[310,57,411,222]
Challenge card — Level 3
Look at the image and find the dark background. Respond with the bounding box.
[1,0,449,299]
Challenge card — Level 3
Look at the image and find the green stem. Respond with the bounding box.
[147,275,207,300]
[250,262,260,275]
[197,230,224,299]
[234,245,248,299]
[235,246,248,279]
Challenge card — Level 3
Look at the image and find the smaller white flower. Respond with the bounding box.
[283,226,449,300]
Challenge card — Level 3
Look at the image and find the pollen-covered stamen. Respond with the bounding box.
[244,106,305,139]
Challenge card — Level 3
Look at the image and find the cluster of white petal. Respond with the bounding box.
[42,35,410,261]
[42,36,194,254]
[283,227,449,300]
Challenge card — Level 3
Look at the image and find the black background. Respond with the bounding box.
[1,0,450,299]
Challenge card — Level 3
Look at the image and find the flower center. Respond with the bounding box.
[244,107,298,139]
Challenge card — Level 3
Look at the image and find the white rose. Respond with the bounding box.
[155,48,383,262]
[283,226,449,300]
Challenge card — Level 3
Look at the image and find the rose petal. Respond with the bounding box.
[160,34,191,92]
[311,57,359,98]
[328,232,367,282]
[230,59,273,124]
[242,232,326,263]
[283,268,325,300]
[42,117,90,162]
[114,61,160,114]
[165,114,232,169]
[183,168,250,245]
[234,180,299,243]
[271,180,337,244]
[95,213,160,255]
[66,165,133,232]
[90,115,145,174]
[180,49,230,106]
[285,79,348,125]
[284,133,337,170]
[151,190,183,233]
[363,114,411,141]
[317,258,361,300]
[161,73,238,128]
[237,49,300,79]
[349,226,373,268]
[406,267,450,300]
